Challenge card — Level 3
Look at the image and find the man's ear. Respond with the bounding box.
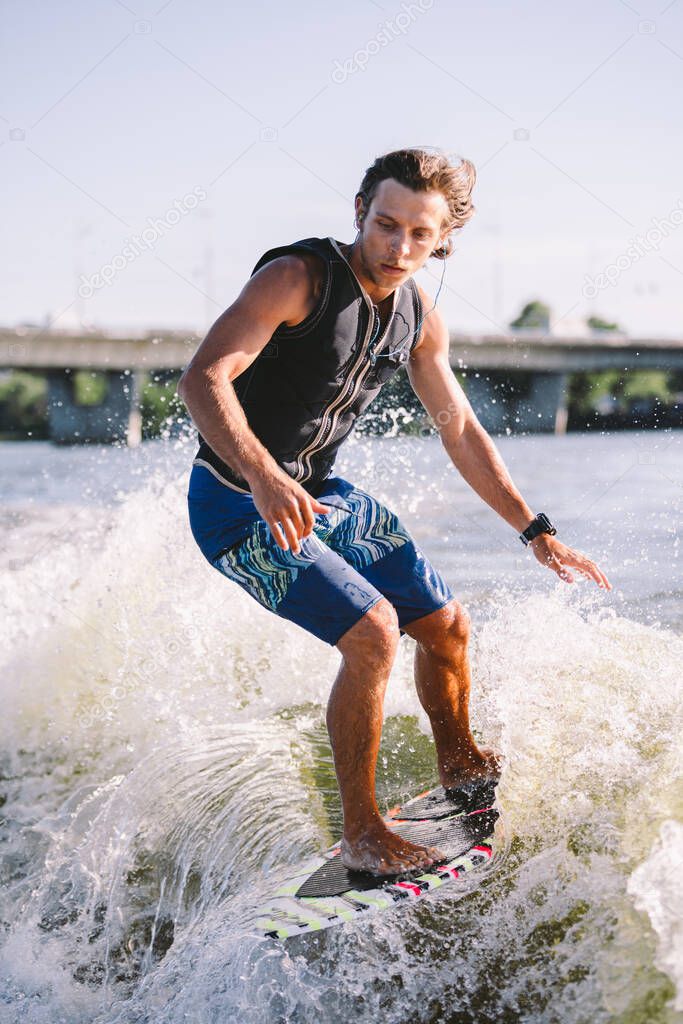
[354,195,366,229]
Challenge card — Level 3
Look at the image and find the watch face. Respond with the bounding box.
[537,513,556,535]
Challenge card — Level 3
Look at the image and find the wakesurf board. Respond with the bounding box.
[254,779,499,940]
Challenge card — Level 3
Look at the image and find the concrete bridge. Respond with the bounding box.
[1,326,681,443]
[450,330,683,434]
[0,328,197,445]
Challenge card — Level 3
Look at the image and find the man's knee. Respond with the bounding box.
[337,598,400,666]
[447,600,470,644]
[412,599,470,654]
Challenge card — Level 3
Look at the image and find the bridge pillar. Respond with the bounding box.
[464,371,569,435]
[47,368,144,445]
[464,374,509,434]
[515,372,569,435]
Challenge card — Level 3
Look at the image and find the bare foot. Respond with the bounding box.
[340,824,445,876]
[441,745,502,792]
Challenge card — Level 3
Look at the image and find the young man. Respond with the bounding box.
[178,148,611,876]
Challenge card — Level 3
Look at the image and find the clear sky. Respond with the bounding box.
[2,0,683,338]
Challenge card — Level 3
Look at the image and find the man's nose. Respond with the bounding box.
[390,233,410,255]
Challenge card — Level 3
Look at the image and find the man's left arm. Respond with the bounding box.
[407,302,612,590]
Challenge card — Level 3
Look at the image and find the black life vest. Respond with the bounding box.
[193,236,423,493]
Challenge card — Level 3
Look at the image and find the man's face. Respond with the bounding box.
[355,178,448,288]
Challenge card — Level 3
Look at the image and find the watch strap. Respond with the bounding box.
[520,513,557,546]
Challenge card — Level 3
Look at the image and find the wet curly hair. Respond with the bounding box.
[355,147,476,259]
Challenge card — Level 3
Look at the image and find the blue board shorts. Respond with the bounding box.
[187,464,454,646]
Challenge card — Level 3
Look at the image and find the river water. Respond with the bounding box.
[1,429,681,1023]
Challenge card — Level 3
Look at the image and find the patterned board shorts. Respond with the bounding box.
[187,465,454,646]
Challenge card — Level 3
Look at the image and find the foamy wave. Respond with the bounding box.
[2,436,683,1022]
[629,820,683,1011]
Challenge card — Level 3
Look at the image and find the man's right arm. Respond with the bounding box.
[177,255,330,552]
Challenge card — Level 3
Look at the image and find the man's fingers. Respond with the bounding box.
[260,489,326,549]
[577,562,598,583]
[544,552,573,583]
[268,516,304,553]
[292,494,332,538]
[281,516,301,554]
[535,540,613,590]
[286,500,306,540]
[556,557,612,590]
[269,519,288,550]
[299,496,316,536]
[567,553,613,590]
[584,560,612,590]
[599,568,613,590]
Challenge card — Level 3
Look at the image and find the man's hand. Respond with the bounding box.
[529,535,612,590]
[247,467,331,553]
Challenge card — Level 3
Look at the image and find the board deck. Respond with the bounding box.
[254,781,499,940]
[395,779,498,820]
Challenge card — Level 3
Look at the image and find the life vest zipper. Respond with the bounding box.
[293,245,397,482]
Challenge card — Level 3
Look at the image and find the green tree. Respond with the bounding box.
[72,370,109,405]
[509,301,551,331]
[0,371,48,438]
[141,371,185,438]
[586,315,620,332]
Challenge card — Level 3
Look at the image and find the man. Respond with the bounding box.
[178,148,611,877]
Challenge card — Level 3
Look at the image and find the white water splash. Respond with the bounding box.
[629,821,683,1012]
[1,434,682,1023]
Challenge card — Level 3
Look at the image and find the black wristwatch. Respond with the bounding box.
[520,512,557,546]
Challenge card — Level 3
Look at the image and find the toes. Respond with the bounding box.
[381,854,413,875]
[342,833,447,876]
[406,844,443,870]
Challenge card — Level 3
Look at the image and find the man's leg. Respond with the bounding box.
[313,478,497,812]
[329,597,444,874]
[206,508,444,874]
[403,599,500,789]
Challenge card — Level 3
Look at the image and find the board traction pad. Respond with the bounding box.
[296,808,497,898]
[396,780,498,820]
[254,781,500,940]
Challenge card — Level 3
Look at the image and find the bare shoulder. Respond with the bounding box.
[182,250,326,379]
[252,251,324,289]
[412,282,449,355]
[249,251,325,328]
